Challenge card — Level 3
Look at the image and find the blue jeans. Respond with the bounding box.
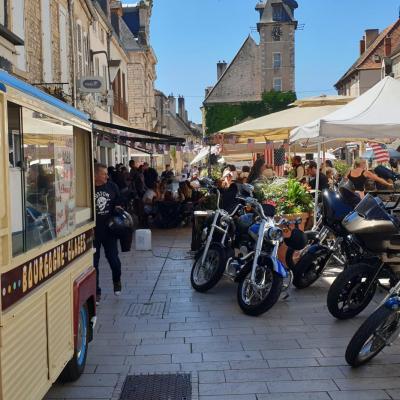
[93,231,122,295]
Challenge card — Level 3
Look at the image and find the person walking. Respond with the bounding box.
[94,163,123,304]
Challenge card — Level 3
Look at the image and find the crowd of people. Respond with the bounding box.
[103,160,206,229]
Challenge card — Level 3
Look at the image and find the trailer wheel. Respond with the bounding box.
[59,303,89,382]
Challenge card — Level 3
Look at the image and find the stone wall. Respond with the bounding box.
[25,0,43,82]
[258,22,296,93]
[127,50,156,130]
[51,1,61,83]
[205,37,261,105]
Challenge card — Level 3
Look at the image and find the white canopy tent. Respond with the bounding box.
[290,76,400,224]
[290,76,400,144]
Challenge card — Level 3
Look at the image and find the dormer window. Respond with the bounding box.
[272,4,283,21]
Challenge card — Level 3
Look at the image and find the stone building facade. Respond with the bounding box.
[335,20,400,96]
[122,2,157,132]
[204,0,298,106]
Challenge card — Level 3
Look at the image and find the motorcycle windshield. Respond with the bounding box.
[354,194,393,222]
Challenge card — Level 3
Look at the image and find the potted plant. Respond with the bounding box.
[254,178,314,264]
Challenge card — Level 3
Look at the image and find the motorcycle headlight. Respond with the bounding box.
[266,227,283,241]
[220,216,230,228]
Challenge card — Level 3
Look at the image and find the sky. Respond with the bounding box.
[126,0,400,123]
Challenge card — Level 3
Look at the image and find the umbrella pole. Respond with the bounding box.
[314,142,321,227]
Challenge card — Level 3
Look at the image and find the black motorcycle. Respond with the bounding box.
[289,188,362,289]
[327,193,400,320]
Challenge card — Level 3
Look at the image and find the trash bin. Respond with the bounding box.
[135,229,152,251]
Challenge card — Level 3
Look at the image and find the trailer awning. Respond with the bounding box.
[90,119,185,145]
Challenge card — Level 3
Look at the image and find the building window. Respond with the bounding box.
[8,102,76,256]
[0,0,6,26]
[273,53,281,69]
[95,57,99,76]
[273,78,282,92]
[272,4,283,21]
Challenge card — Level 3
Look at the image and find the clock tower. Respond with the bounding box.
[256,0,298,93]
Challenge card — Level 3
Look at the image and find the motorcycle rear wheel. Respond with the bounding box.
[237,267,283,316]
[327,263,377,320]
[190,243,226,292]
[346,305,399,367]
[292,249,331,289]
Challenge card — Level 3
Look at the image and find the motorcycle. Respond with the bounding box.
[190,180,250,293]
[191,188,290,316]
[289,188,362,289]
[345,279,400,367]
[327,193,400,320]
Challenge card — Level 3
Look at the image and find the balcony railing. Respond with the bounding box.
[113,97,128,120]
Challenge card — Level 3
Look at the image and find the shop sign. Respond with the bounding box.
[78,76,106,93]
[1,229,93,311]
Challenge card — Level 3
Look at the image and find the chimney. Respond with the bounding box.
[178,96,186,122]
[360,38,366,55]
[385,37,392,57]
[168,94,176,116]
[110,1,123,36]
[217,61,227,80]
[365,29,379,48]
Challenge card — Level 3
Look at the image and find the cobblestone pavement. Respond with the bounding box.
[46,228,400,400]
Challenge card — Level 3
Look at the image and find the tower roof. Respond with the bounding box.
[259,0,298,23]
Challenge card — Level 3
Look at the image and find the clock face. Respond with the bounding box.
[272,25,282,41]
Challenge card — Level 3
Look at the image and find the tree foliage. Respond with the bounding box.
[205,90,297,135]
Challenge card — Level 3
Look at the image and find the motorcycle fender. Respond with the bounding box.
[266,256,288,278]
[234,256,288,282]
[196,241,228,261]
[234,261,253,282]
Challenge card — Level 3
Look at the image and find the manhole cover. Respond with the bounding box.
[119,374,191,400]
[126,302,165,317]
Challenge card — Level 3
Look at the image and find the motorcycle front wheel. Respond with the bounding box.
[327,263,377,320]
[292,248,331,289]
[346,305,400,367]
[190,243,226,292]
[237,266,283,316]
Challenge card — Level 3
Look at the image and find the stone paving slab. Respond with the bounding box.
[46,228,400,400]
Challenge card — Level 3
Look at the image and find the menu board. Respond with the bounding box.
[54,135,75,237]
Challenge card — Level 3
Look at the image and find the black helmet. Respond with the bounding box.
[107,210,134,236]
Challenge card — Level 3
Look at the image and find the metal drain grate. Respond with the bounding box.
[126,302,166,317]
[119,374,191,400]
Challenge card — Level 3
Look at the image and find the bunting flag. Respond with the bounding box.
[274,146,286,176]
[247,138,255,151]
[264,141,274,166]
[228,135,236,145]
[368,142,390,163]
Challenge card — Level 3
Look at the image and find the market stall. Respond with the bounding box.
[290,76,400,223]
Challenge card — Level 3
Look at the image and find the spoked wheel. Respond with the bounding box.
[327,264,377,320]
[346,305,400,367]
[292,248,331,289]
[190,243,226,292]
[237,266,283,316]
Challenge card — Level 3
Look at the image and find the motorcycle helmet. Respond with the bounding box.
[107,210,134,237]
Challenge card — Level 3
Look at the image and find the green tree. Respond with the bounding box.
[204,90,297,135]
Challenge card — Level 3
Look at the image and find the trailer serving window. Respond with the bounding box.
[8,101,93,256]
